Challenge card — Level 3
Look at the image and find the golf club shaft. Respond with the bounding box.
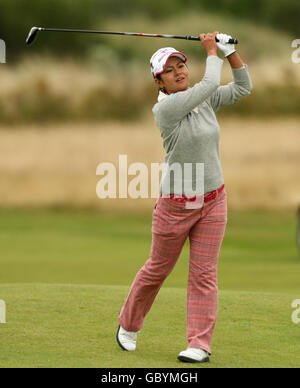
[26,27,238,45]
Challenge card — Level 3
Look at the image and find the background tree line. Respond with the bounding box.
[0,0,299,61]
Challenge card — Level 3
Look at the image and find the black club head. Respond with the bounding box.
[26,27,40,45]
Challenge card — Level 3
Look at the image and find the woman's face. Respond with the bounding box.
[155,56,190,94]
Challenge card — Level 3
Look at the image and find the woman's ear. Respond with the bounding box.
[154,77,163,88]
[154,76,168,94]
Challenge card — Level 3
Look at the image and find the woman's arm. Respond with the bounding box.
[208,49,253,112]
[216,32,245,69]
[226,51,244,69]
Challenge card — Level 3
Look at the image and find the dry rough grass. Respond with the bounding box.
[0,117,299,211]
[1,55,300,123]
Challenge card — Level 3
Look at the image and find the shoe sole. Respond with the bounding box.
[116,325,129,351]
[178,355,210,363]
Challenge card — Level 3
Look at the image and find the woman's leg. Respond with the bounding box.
[187,190,227,354]
[119,197,193,332]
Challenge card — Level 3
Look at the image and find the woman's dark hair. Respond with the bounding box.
[155,73,168,94]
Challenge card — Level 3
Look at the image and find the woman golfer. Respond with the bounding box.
[117,31,252,363]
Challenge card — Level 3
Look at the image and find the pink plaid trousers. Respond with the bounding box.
[119,188,227,355]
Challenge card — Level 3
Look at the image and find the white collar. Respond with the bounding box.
[157,87,192,102]
[157,91,169,102]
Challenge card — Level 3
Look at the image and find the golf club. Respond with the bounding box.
[26,27,238,46]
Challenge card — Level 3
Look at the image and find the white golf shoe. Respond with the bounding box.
[178,348,210,363]
[116,325,137,351]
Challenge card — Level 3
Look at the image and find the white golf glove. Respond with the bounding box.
[216,33,236,57]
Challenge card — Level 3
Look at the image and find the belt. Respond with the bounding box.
[162,184,225,204]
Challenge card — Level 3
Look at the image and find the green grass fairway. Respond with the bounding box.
[0,208,299,293]
[0,283,299,368]
[0,208,299,368]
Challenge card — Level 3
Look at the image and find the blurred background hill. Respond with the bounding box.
[0,0,300,122]
[1,0,300,61]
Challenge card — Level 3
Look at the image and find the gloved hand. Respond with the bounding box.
[216,33,236,57]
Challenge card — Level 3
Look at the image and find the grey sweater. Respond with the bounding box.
[152,55,252,196]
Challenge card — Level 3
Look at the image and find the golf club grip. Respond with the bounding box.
[187,36,238,44]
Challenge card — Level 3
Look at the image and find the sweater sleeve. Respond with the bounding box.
[208,64,253,112]
[153,56,224,129]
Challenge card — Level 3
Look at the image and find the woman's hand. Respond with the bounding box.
[216,33,236,57]
[199,31,219,56]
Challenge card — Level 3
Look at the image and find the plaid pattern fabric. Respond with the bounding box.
[119,188,227,355]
